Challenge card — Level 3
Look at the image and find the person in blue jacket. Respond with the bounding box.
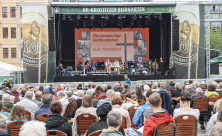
[124,74,131,87]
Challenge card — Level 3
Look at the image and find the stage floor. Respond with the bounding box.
[54,75,175,82]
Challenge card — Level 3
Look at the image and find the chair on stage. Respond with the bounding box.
[47,130,67,136]
[175,115,198,136]
[7,120,25,136]
[88,130,103,136]
[36,114,50,122]
[24,110,31,121]
[153,122,176,136]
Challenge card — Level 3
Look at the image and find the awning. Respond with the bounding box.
[51,2,176,14]
[210,55,222,64]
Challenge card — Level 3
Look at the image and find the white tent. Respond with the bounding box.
[0,62,24,76]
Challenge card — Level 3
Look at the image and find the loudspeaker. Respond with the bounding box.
[172,19,179,51]
[73,72,80,76]
[87,73,93,76]
[113,72,118,76]
[48,20,55,51]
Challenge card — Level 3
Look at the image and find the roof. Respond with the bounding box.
[0,62,24,73]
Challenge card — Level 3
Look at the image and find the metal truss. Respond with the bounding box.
[206,5,210,79]
[16,5,21,84]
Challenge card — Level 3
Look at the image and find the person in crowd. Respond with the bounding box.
[19,121,46,136]
[48,86,55,95]
[77,84,83,91]
[121,93,138,110]
[131,94,139,105]
[66,91,74,102]
[38,86,44,94]
[121,84,131,96]
[32,91,43,108]
[215,82,222,94]
[3,94,14,111]
[10,96,15,104]
[169,80,175,87]
[190,88,207,108]
[35,94,53,118]
[57,91,69,116]
[124,74,131,87]
[147,82,152,89]
[185,85,196,94]
[173,91,200,127]
[99,110,123,136]
[165,80,173,94]
[112,96,131,128]
[133,91,153,128]
[45,101,72,136]
[115,92,121,97]
[86,89,98,108]
[143,85,150,96]
[91,84,96,90]
[207,100,222,134]
[142,93,175,136]
[98,85,107,99]
[76,90,84,108]
[206,83,219,97]
[0,86,6,95]
[114,82,123,92]
[7,105,28,125]
[0,101,9,117]
[135,87,145,101]
[94,86,102,96]
[208,108,222,136]
[97,89,115,108]
[19,88,26,101]
[15,91,38,120]
[11,87,19,97]
[8,79,13,89]
[107,85,112,90]
[152,84,159,92]
[139,81,144,91]
[0,113,10,136]
[172,83,182,97]
[72,94,99,136]
[2,79,11,90]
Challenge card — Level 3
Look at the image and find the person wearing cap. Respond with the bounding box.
[85,102,125,136]
[32,91,43,108]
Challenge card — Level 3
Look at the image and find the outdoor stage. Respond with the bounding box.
[54,75,175,82]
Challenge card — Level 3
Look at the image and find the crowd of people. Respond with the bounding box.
[0,79,221,136]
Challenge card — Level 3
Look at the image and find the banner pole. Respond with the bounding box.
[38,39,41,83]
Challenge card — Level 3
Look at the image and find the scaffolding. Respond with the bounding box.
[206,5,210,79]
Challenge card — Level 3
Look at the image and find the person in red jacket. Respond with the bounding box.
[143,92,175,136]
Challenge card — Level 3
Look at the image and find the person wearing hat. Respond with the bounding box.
[85,102,125,136]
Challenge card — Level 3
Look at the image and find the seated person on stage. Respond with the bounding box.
[57,64,67,76]
[76,61,81,71]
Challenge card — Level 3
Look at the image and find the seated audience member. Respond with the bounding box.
[86,89,98,108]
[11,87,19,97]
[32,91,43,108]
[7,105,28,125]
[152,84,159,92]
[0,113,9,136]
[0,101,9,117]
[94,86,102,96]
[86,103,125,136]
[35,94,53,118]
[121,84,131,96]
[112,96,131,128]
[206,83,219,97]
[208,108,222,136]
[157,84,173,114]
[98,85,107,99]
[121,93,138,110]
[107,85,112,90]
[115,92,121,97]
[169,80,175,87]
[135,87,145,101]
[15,91,38,120]
[133,91,153,128]
[216,82,222,94]
[165,80,173,94]
[114,82,123,92]
[172,83,182,97]
[19,121,46,136]
[97,89,115,108]
[91,84,96,91]
[57,91,69,116]
[185,85,196,94]
[99,110,124,136]
[142,93,175,136]
[67,91,74,102]
[72,94,99,136]
[19,88,26,101]
[0,86,6,95]
[48,86,55,95]
[10,96,15,104]
[3,94,14,111]
[45,101,72,136]
[38,86,44,94]
[143,85,150,96]
[131,94,139,105]
[190,88,207,108]
[75,90,84,108]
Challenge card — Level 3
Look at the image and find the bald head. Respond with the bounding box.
[35,91,43,99]
[115,82,120,88]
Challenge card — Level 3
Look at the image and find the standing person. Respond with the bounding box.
[97,60,100,70]
[106,59,111,72]
[85,61,90,74]
[114,59,120,72]
[124,75,131,87]
[159,58,165,75]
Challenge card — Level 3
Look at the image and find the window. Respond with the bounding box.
[11,28,16,38]
[210,14,219,19]
[11,48,16,58]
[2,7,7,18]
[220,14,222,19]
[3,48,8,59]
[20,7,22,18]
[3,28,8,38]
[210,5,219,12]
[10,7,16,18]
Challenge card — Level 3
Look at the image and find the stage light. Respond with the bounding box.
[139,15,142,18]
[123,15,126,18]
[159,14,162,20]
[118,15,122,20]
[105,15,109,20]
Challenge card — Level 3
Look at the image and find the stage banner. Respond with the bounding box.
[173,4,200,79]
[21,6,49,83]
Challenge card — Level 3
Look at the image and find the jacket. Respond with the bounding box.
[59,97,69,116]
[32,99,43,108]
[205,91,219,97]
[11,91,19,97]
[172,89,182,97]
[125,78,131,86]
[142,111,175,136]
[157,89,173,114]
[100,129,123,136]
[187,88,196,94]
[35,104,51,118]
[165,85,173,94]
[133,103,151,128]
[45,113,72,136]
[3,102,14,111]
[114,88,123,92]
[190,92,207,108]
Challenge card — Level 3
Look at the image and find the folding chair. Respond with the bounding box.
[24,110,31,121]
[138,99,145,106]
[3,107,10,113]
[88,130,102,136]
[175,115,198,136]
[7,120,25,136]
[98,96,106,100]
[121,116,127,129]
[128,105,139,128]
[209,94,219,102]
[93,94,98,99]
[47,130,67,136]
[141,110,145,126]
[193,97,209,125]
[36,114,50,122]
[153,122,176,136]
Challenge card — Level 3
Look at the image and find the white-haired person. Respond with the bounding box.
[57,91,69,116]
[67,91,74,102]
[208,109,222,136]
[2,94,14,111]
[143,85,151,96]
[97,90,115,108]
[151,84,159,92]
[19,121,46,136]
[72,94,99,136]
[86,89,98,108]
[76,90,84,108]
[0,113,9,136]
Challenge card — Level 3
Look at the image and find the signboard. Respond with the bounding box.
[53,6,175,14]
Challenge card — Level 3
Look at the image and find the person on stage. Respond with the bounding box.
[58,64,67,76]
[85,61,90,74]
[76,61,81,71]
[97,60,100,70]
[159,58,165,75]
[113,59,120,71]
[124,74,131,87]
[106,59,111,72]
